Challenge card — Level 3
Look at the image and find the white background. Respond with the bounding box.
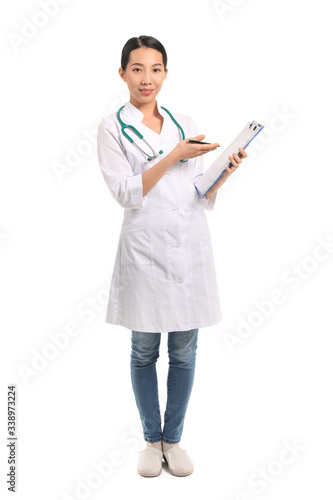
[1,0,332,498]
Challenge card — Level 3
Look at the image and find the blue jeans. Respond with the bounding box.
[130,329,199,444]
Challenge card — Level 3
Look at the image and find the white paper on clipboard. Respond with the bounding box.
[194,120,264,197]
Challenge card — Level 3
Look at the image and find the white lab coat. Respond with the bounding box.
[97,100,223,332]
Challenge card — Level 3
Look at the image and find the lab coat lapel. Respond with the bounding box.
[122,100,167,138]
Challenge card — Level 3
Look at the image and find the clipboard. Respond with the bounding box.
[194,120,264,197]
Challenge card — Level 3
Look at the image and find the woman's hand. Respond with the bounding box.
[173,134,220,162]
[224,147,248,176]
[204,147,248,198]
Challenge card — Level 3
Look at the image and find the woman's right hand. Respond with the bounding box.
[173,135,220,162]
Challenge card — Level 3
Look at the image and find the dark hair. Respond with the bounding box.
[120,35,168,72]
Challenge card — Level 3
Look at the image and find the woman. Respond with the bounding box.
[97,35,247,478]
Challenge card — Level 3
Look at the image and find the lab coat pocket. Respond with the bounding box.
[121,225,151,266]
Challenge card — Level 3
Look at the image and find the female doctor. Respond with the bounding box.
[97,35,247,478]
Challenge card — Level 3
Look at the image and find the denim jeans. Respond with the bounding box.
[130,329,199,444]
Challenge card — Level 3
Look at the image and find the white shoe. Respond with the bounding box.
[137,447,163,477]
[162,445,194,476]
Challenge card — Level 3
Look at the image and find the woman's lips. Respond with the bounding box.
[140,89,153,95]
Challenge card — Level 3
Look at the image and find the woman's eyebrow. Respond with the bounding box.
[131,62,163,66]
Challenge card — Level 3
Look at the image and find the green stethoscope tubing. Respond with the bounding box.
[117,105,188,162]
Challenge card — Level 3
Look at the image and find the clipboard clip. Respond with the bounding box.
[249,121,262,131]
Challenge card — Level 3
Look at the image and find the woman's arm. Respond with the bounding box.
[142,135,219,197]
[142,149,179,196]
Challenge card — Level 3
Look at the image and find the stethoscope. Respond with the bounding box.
[117,105,188,162]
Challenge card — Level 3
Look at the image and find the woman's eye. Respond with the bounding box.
[133,68,161,72]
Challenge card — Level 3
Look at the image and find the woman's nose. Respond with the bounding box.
[141,73,152,84]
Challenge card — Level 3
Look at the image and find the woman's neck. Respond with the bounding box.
[130,98,158,119]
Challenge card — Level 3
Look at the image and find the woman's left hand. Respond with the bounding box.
[225,147,247,175]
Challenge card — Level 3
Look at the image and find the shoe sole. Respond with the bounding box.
[137,469,162,478]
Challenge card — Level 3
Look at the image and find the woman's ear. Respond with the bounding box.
[119,67,126,82]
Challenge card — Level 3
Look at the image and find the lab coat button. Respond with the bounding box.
[177,279,183,284]
[172,207,177,211]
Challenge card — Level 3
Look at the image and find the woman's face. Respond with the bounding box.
[119,47,168,106]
